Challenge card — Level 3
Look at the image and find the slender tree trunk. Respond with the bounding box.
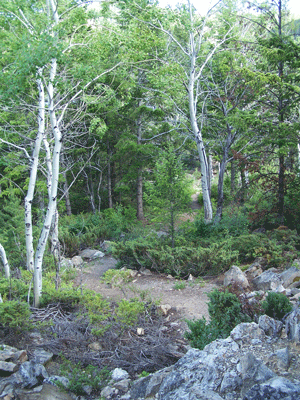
[33,57,63,307]
[136,113,144,221]
[207,154,213,197]
[278,154,285,224]
[214,154,228,224]
[61,152,72,216]
[0,243,10,279]
[107,161,113,209]
[231,160,236,195]
[188,57,212,222]
[25,71,45,273]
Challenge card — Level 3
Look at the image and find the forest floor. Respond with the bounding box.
[75,255,221,332]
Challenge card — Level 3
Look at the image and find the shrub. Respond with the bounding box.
[261,292,293,321]
[0,300,32,331]
[59,357,110,396]
[185,317,221,350]
[0,277,30,302]
[112,236,238,277]
[185,289,251,350]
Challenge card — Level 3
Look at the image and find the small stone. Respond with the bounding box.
[159,304,171,315]
[111,368,129,382]
[71,255,83,267]
[137,328,144,336]
[88,342,102,351]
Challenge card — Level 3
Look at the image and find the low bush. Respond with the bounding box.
[185,289,251,350]
[112,236,238,277]
[261,292,293,321]
[0,300,32,331]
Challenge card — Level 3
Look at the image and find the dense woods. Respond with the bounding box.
[0,0,300,303]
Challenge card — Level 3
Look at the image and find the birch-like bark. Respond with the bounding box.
[188,31,213,222]
[0,243,10,279]
[25,72,45,272]
[34,58,62,306]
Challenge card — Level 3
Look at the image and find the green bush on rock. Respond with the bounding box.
[261,291,293,321]
[185,289,251,350]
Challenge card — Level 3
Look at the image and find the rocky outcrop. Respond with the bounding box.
[127,318,300,400]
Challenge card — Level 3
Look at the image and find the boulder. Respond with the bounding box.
[243,377,300,400]
[240,352,276,397]
[252,270,283,291]
[245,261,264,279]
[224,265,249,289]
[230,322,265,344]
[258,315,283,337]
[280,266,300,288]
[71,255,83,267]
[111,368,129,381]
[285,307,300,342]
[79,248,105,260]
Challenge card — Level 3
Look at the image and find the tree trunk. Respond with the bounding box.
[278,154,285,225]
[33,57,62,307]
[107,160,113,209]
[0,243,10,279]
[25,72,45,273]
[136,112,144,221]
[214,155,227,224]
[231,160,236,195]
[188,55,212,222]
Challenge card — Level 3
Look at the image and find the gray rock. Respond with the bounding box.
[79,248,105,260]
[243,376,300,400]
[258,315,283,337]
[285,307,300,342]
[230,322,265,344]
[240,352,276,397]
[0,360,18,374]
[31,349,53,365]
[18,361,49,388]
[252,270,283,291]
[71,255,83,267]
[245,261,264,279]
[101,385,116,398]
[113,378,131,392]
[44,375,70,388]
[111,368,129,381]
[15,383,74,400]
[224,265,249,289]
[276,347,291,370]
[280,266,300,288]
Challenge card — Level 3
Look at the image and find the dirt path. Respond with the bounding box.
[76,256,219,325]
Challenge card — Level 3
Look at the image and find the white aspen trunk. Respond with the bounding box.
[0,243,10,279]
[25,72,45,272]
[188,47,212,222]
[34,58,62,307]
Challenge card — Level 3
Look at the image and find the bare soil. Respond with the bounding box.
[76,256,220,329]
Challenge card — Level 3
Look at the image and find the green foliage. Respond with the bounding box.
[0,300,32,331]
[261,292,293,321]
[173,281,186,290]
[145,145,193,246]
[115,299,145,326]
[0,194,27,269]
[194,207,249,239]
[59,357,110,396]
[0,277,30,302]
[59,206,137,255]
[101,269,134,286]
[185,317,221,350]
[113,235,238,277]
[185,289,251,350]
[207,289,251,333]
